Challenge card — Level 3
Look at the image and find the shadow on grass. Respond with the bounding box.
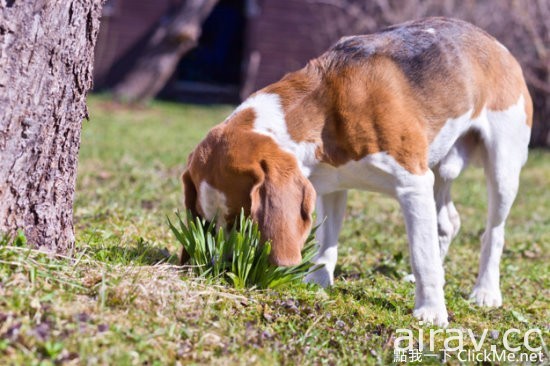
[334,255,404,281]
[87,237,179,266]
[333,284,400,312]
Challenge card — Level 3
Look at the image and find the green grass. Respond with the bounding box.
[169,210,320,289]
[0,94,548,365]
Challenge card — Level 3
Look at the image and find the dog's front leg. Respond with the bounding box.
[305,190,348,287]
[397,169,449,327]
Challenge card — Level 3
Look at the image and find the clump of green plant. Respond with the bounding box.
[168,210,321,289]
[0,229,28,247]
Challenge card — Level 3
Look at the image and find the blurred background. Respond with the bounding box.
[92,0,550,146]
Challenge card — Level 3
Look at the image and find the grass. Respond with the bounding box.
[0,94,548,365]
[169,210,320,289]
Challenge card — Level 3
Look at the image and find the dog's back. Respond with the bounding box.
[297,17,532,174]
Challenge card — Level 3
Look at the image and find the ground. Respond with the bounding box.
[0,95,548,365]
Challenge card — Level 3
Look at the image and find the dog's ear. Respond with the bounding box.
[181,156,197,264]
[182,151,199,216]
[182,169,198,216]
[250,157,316,266]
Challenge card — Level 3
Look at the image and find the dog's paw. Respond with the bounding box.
[403,273,416,283]
[413,306,449,327]
[470,287,502,307]
[304,266,333,288]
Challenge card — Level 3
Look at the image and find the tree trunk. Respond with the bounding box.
[113,0,219,104]
[0,0,104,253]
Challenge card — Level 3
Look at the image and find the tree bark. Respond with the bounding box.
[112,0,219,104]
[0,0,104,253]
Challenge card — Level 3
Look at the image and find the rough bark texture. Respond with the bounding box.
[112,0,219,103]
[0,0,104,253]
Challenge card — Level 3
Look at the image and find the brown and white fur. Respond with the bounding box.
[182,18,532,326]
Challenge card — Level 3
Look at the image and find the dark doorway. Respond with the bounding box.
[166,0,246,104]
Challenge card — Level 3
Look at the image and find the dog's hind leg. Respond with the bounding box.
[404,136,472,284]
[470,98,531,307]
[434,132,480,262]
[305,190,348,287]
[434,175,458,263]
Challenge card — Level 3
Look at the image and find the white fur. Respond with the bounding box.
[469,95,530,306]
[482,95,529,165]
[308,153,448,326]
[424,28,436,34]
[434,171,461,265]
[235,93,319,176]
[198,181,229,227]
[428,108,474,167]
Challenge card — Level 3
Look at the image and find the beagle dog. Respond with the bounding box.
[182,18,532,326]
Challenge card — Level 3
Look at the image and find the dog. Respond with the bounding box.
[181,18,532,326]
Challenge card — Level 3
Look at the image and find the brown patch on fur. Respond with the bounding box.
[319,58,430,173]
[184,108,258,222]
[460,32,529,117]
[262,65,326,147]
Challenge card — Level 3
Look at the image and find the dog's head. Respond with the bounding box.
[182,111,316,266]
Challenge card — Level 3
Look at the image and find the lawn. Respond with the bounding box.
[0,94,548,365]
